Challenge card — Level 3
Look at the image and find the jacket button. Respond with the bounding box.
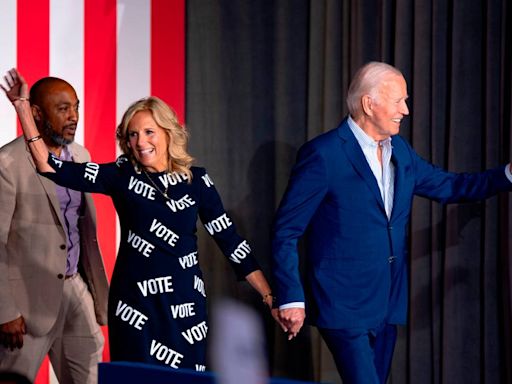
[388,256,396,263]
[57,274,64,279]
[60,244,66,250]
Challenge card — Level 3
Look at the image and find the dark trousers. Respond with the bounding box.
[319,323,397,384]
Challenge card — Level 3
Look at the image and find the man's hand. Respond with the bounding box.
[0,316,26,350]
[278,308,305,340]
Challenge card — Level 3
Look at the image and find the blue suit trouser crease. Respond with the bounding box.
[319,323,397,384]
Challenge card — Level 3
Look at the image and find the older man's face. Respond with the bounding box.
[367,74,409,140]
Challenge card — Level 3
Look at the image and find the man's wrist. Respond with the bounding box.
[505,163,512,183]
[279,302,305,310]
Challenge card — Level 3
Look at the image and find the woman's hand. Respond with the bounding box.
[263,294,287,333]
[244,270,289,333]
[1,68,29,103]
[1,68,53,173]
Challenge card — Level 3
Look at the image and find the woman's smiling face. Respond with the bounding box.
[127,110,170,172]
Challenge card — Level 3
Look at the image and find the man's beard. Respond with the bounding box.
[43,121,74,146]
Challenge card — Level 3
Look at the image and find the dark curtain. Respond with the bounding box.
[186,1,512,383]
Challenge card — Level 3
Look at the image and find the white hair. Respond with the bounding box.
[346,62,403,116]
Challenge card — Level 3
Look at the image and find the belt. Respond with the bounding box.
[65,273,77,280]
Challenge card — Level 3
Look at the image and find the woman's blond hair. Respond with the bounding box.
[116,96,194,181]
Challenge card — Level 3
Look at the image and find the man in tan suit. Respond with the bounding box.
[0,76,109,383]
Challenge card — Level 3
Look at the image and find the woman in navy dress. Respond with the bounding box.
[2,68,280,371]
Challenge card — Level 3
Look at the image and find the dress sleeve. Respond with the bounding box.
[197,168,260,280]
[39,153,119,195]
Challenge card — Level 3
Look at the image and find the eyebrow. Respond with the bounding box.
[57,101,80,107]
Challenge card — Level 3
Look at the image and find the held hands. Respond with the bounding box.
[1,68,29,103]
[263,294,288,334]
[278,307,305,341]
[0,316,26,350]
[261,291,305,340]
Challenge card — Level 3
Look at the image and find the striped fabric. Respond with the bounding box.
[0,1,185,383]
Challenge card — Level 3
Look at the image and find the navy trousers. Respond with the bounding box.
[319,323,397,384]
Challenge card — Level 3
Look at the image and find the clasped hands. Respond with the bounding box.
[278,307,305,341]
[263,296,304,340]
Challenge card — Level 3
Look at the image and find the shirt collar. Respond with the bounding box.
[58,145,72,161]
[347,115,392,149]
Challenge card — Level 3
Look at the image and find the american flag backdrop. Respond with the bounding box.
[0,1,185,382]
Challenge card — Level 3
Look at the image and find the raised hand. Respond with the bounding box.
[1,68,29,103]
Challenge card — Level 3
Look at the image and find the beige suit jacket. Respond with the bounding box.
[0,136,109,336]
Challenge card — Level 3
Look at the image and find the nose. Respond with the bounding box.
[400,100,409,116]
[135,134,146,147]
[68,108,78,122]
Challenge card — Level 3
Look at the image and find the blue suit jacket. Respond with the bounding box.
[272,118,511,329]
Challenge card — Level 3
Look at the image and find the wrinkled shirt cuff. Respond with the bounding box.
[505,164,512,183]
[279,302,305,310]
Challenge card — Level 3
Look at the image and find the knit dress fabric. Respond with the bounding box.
[42,154,259,371]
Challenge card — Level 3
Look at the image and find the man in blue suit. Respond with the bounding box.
[271,61,512,383]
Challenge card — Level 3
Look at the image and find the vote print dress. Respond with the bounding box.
[42,154,260,371]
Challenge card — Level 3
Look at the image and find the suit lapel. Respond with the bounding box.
[337,122,386,214]
[389,139,407,221]
[68,143,86,162]
[26,150,66,230]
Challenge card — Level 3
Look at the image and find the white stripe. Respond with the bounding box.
[49,8,84,376]
[49,363,59,384]
[0,0,18,147]
[50,0,85,146]
[116,0,151,250]
[116,0,151,126]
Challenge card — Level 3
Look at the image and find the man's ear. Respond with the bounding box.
[361,95,373,116]
[31,105,42,122]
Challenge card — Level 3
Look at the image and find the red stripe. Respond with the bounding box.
[33,356,49,384]
[151,0,186,122]
[16,0,50,136]
[84,0,117,362]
